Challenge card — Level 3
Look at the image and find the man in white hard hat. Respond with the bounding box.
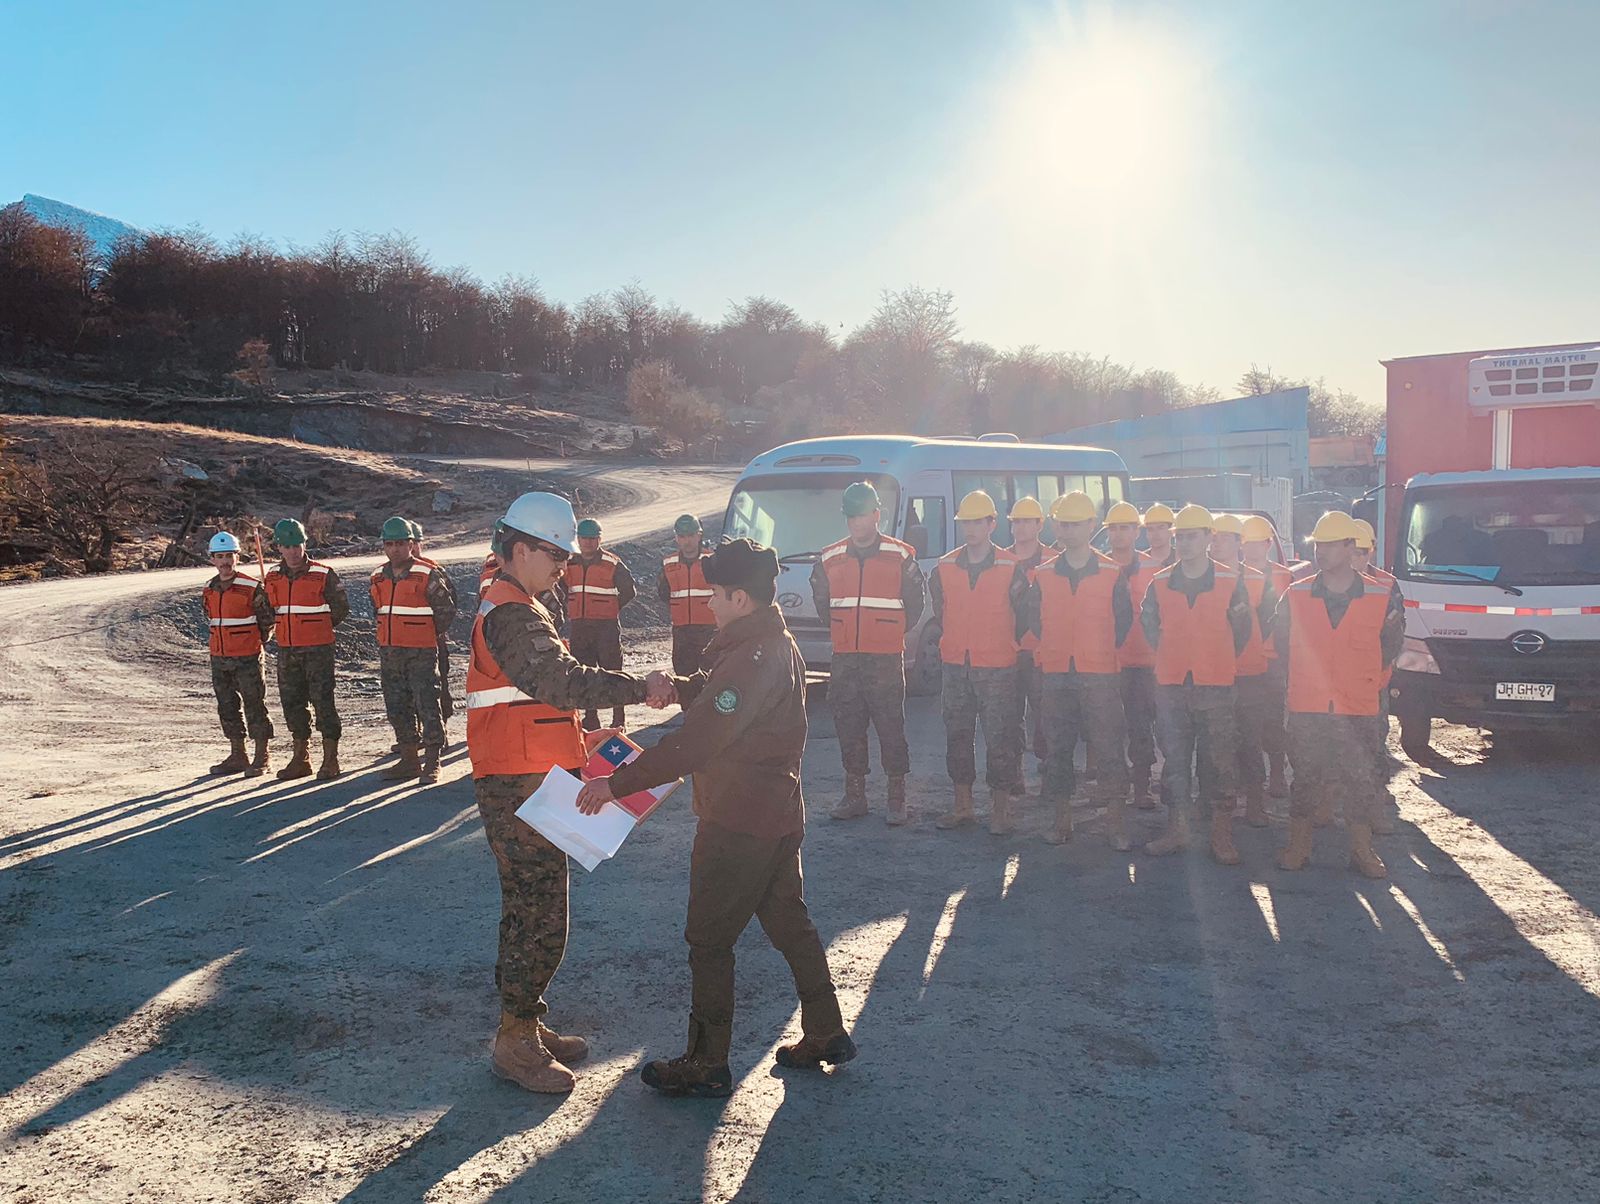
[466,492,673,1095]
[200,531,275,777]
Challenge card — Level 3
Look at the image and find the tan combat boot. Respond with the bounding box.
[537,1021,590,1064]
[885,776,909,827]
[1145,809,1189,856]
[210,738,248,776]
[381,745,422,781]
[1276,817,1315,871]
[1106,799,1132,852]
[1210,804,1241,866]
[1043,797,1073,845]
[988,788,1015,835]
[418,744,441,785]
[830,773,868,820]
[316,736,341,781]
[1348,823,1388,879]
[490,1012,576,1093]
[276,737,313,781]
[1243,789,1269,828]
[936,784,977,829]
[244,735,271,779]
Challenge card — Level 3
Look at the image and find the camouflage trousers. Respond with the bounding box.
[1260,660,1288,762]
[476,772,569,1020]
[1041,671,1128,802]
[830,652,910,778]
[1013,651,1049,765]
[211,654,273,741]
[1233,672,1276,804]
[1288,712,1381,827]
[1155,683,1238,818]
[277,646,341,740]
[380,646,444,750]
[672,624,716,677]
[1120,665,1157,779]
[941,663,1022,793]
[569,619,625,731]
[686,820,843,1063]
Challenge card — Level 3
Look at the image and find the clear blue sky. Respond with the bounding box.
[5,0,1597,405]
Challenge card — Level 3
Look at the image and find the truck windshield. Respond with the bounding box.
[724,473,900,560]
[1400,479,1600,586]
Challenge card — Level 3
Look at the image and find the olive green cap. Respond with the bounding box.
[673,514,703,536]
[841,481,881,517]
[273,518,306,546]
[381,516,412,541]
[576,518,602,539]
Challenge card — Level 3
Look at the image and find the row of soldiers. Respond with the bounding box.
[199,510,725,784]
[809,483,1403,878]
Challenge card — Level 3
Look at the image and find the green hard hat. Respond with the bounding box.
[381,516,412,541]
[673,514,703,536]
[576,518,602,539]
[273,518,306,547]
[409,520,423,540]
[842,481,881,517]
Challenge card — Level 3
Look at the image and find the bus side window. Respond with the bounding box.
[906,497,946,559]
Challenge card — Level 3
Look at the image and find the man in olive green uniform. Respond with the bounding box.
[659,514,716,675]
[202,531,275,778]
[566,517,638,732]
[373,515,458,783]
[410,519,458,723]
[470,492,667,1095]
[261,518,350,780]
[578,539,856,1098]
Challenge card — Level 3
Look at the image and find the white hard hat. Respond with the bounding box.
[494,492,578,556]
[208,532,241,554]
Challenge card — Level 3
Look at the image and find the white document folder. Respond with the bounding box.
[514,767,642,872]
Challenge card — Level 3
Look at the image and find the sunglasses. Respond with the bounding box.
[535,541,572,563]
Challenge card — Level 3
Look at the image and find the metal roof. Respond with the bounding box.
[743,435,1127,473]
[1406,467,1600,487]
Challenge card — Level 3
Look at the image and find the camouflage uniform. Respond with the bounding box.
[268,565,349,741]
[940,666,1022,792]
[212,656,274,741]
[374,560,457,750]
[658,554,716,676]
[566,552,636,730]
[475,580,650,1020]
[1008,546,1050,771]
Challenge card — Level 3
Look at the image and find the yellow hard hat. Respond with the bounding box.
[1311,511,1362,543]
[1142,502,1176,526]
[955,490,998,521]
[1173,503,1215,532]
[1211,513,1244,537]
[1008,496,1046,521]
[1050,491,1098,523]
[1104,500,1141,525]
[1352,518,1376,550]
[1241,514,1275,543]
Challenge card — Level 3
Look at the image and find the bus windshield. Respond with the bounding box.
[1400,478,1600,586]
[724,473,900,560]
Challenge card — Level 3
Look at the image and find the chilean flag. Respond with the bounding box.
[584,732,675,821]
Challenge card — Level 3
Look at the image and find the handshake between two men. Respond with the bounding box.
[574,667,677,815]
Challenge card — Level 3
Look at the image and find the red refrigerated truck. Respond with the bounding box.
[1378,342,1600,756]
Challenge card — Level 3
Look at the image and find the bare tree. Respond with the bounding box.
[9,431,161,573]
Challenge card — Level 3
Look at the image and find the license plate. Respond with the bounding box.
[1496,682,1556,702]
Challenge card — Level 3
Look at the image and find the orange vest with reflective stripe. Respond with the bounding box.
[1236,565,1269,677]
[1114,550,1159,668]
[465,577,586,779]
[479,553,499,595]
[937,546,1019,669]
[664,555,713,626]
[1151,561,1239,688]
[1285,577,1390,716]
[1033,552,1120,676]
[263,562,335,648]
[370,562,437,648]
[1363,565,1397,685]
[205,574,262,658]
[821,534,914,655]
[565,552,625,622]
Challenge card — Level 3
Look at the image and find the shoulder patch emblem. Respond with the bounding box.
[714,688,740,714]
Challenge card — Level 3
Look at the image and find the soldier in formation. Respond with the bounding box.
[261,518,349,781]
[200,531,274,778]
[564,517,637,732]
[371,515,457,783]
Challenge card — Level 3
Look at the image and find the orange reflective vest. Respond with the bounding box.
[1151,561,1239,688]
[263,562,336,648]
[937,546,1019,669]
[479,553,499,595]
[664,554,714,627]
[1115,550,1159,669]
[821,534,914,655]
[370,562,438,648]
[1285,577,1390,716]
[465,577,585,779]
[1236,565,1270,677]
[205,574,262,658]
[1033,552,1120,676]
[1363,565,1397,686]
[565,552,626,622]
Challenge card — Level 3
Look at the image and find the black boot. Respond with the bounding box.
[775,1030,858,1070]
[639,1018,732,1098]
